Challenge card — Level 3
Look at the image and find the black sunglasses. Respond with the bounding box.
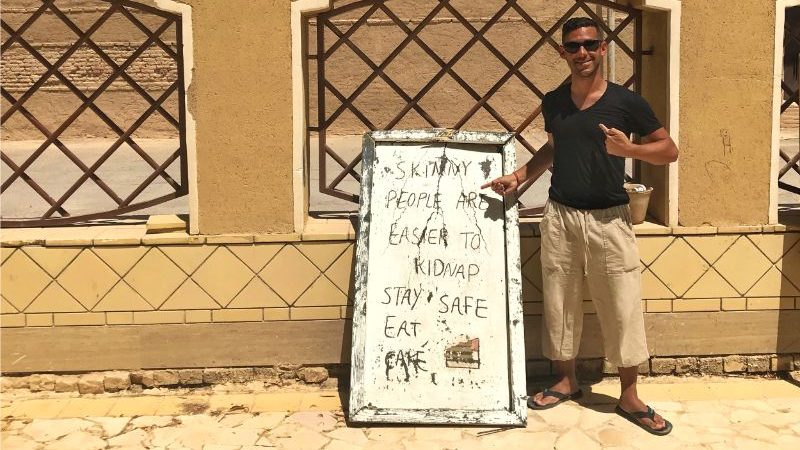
[563,39,602,53]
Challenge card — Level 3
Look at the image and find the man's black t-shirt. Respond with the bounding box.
[542,82,662,210]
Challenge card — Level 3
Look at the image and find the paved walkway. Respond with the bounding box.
[2,376,800,449]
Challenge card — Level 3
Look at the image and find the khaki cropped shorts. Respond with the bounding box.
[539,199,649,368]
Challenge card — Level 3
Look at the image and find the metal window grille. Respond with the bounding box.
[307,0,642,210]
[781,8,800,198]
[0,0,187,227]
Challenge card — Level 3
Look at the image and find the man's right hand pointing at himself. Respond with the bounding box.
[599,123,632,157]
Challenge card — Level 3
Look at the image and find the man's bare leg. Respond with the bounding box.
[617,366,667,430]
[530,359,581,407]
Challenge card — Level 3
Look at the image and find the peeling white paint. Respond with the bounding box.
[350,129,525,426]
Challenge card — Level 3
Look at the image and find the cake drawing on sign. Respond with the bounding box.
[445,337,480,369]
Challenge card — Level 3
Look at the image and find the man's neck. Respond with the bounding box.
[570,73,607,98]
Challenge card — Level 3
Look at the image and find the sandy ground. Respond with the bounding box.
[2,375,799,449]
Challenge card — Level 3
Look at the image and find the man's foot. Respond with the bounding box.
[617,397,671,435]
[528,378,580,408]
[528,388,583,410]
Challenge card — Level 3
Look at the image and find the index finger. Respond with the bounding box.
[480,181,493,189]
[598,123,610,134]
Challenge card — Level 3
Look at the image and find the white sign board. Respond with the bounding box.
[349,129,526,426]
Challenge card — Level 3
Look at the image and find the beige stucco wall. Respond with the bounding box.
[184,0,294,234]
[678,0,775,226]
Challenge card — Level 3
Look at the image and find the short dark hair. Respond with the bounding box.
[562,17,604,41]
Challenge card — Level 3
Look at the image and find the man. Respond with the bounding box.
[482,17,678,435]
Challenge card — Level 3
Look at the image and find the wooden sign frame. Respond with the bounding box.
[349,129,526,426]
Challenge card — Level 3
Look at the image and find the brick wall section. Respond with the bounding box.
[1,42,181,140]
[784,104,799,130]
[2,0,182,140]
[1,42,178,93]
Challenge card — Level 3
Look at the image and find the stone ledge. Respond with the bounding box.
[205,234,254,244]
[0,308,356,328]
[301,217,356,240]
[1,219,798,247]
[254,233,302,243]
[672,226,718,235]
[763,224,788,233]
[633,222,673,235]
[146,215,187,234]
[141,232,205,245]
[718,225,762,234]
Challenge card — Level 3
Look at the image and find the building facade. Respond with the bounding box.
[1,0,799,375]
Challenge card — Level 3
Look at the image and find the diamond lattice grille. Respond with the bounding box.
[308,0,642,209]
[781,8,800,199]
[0,0,187,227]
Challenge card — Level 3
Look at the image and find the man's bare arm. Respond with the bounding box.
[600,125,678,166]
[481,134,555,195]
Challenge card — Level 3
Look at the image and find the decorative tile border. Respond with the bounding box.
[0,241,354,327]
[1,232,799,328]
[518,232,800,314]
[0,218,354,248]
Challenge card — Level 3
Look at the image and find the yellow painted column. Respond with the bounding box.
[187,0,294,234]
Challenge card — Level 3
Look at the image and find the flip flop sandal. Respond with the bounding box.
[527,388,583,410]
[615,405,673,436]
